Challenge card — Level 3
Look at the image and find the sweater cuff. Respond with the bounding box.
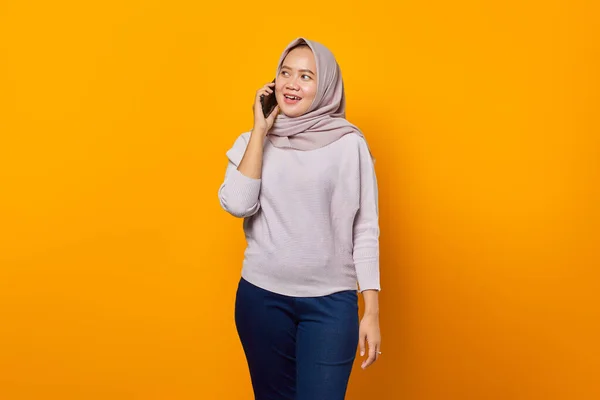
[354,249,381,292]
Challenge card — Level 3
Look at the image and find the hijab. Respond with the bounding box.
[268,37,366,151]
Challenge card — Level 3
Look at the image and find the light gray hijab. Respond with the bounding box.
[268,37,365,151]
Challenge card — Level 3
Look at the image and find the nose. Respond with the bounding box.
[285,78,299,91]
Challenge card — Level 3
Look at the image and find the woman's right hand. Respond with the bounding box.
[252,82,279,135]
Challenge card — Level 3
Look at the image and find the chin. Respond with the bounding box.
[281,110,301,118]
[280,105,309,118]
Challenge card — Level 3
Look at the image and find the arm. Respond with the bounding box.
[237,129,266,179]
[352,139,381,369]
[217,132,263,218]
[360,289,381,369]
[353,140,380,293]
[238,80,279,179]
[218,82,279,218]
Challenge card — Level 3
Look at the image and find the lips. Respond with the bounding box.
[282,93,302,106]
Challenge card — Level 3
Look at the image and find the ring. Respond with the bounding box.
[377,351,382,355]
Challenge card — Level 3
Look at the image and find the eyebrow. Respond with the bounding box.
[281,65,315,75]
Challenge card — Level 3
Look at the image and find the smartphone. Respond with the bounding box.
[260,79,278,118]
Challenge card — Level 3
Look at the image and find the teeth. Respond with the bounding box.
[285,95,300,100]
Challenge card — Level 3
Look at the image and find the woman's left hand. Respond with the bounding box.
[358,312,381,369]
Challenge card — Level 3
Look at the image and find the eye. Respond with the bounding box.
[302,74,312,80]
[281,70,290,76]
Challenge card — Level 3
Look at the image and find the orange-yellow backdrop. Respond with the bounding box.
[1,1,598,399]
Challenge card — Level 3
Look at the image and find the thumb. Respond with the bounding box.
[359,333,366,357]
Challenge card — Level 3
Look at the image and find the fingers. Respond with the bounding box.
[362,341,377,369]
[257,90,271,99]
[361,340,381,370]
[359,332,366,358]
[254,85,273,110]
[255,88,274,109]
[253,82,278,130]
[258,82,275,96]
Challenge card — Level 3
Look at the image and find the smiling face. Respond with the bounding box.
[275,45,318,118]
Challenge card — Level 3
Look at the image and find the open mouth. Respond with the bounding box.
[283,94,302,104]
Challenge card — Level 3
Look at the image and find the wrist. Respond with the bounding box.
[251,127,267,138]
[363,309,379,317]
[361,289,379,316]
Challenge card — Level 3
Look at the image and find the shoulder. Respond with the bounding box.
[336,133,370,150]
[335,133,373,161]
[232,131,252,147]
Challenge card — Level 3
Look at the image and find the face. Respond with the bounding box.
[275,46,318,118]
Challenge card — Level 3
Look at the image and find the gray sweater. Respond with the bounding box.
[218,132,380,297]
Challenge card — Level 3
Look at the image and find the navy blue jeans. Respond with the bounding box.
[235,278,359,400]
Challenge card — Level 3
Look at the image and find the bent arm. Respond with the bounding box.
[218,130,266,218]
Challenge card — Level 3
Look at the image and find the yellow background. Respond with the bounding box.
[1,0,598,399]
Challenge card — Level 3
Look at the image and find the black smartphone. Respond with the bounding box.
[260,79,278,118]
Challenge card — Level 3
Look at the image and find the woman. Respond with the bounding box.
[218,37,381,400]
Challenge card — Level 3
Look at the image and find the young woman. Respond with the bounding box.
[218,37,381,400]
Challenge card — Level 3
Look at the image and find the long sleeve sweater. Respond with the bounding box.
[218,132,380,297]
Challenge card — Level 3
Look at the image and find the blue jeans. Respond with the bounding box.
[235,278,359,400]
